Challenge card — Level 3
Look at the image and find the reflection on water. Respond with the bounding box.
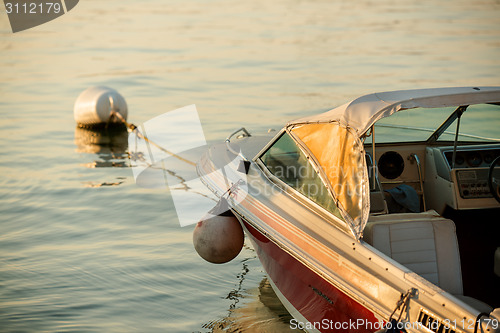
[83,178,126,187]
[212,277,295,332]
[75,125,129,169]
[75,125,130,186]
[74,124,129,155]
[204,253,294,333]
[219,278,297,333]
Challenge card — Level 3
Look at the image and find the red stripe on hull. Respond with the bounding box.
[242,221,380,333]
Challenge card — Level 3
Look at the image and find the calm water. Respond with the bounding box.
[1,0,499,332]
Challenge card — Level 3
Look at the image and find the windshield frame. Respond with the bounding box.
[363,103,500,145]
[253,129,352,234]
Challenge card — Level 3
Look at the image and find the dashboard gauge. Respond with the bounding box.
[454,153,465,166]
[446,152,465,167]
[484,153,494,165]
[466,152,482,167]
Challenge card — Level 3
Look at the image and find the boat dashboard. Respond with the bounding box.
[444,146,500,198]
[443,146,500,169]
[426,143,500,211]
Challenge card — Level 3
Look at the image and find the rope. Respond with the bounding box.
[109,110,196,167]
[386,288,418,332]
[474,312,490,333]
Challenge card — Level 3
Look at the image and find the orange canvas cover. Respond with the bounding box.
[289,122,369,238]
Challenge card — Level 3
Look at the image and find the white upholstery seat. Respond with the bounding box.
[365,211,462,294]
[364,210,492,313]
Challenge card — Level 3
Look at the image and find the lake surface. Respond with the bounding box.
[1,0,499,332]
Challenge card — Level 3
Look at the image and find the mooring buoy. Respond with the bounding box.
[74,86,128,128]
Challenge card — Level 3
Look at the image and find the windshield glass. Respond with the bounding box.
[364,104,500,143]
[260,132,343,219]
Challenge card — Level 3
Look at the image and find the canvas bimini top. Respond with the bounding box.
[289,86,500,136]
[282,87,500,240]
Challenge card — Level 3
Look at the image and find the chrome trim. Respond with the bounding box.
[381,180,421,184]
[372,125,376,190]
[252,128,286,162]
[225,127,252,159]
[225,127,251,142]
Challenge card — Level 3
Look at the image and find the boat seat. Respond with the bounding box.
[364,211,492,313]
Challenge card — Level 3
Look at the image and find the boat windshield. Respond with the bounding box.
[260,132,344,220]
[364,104,500,144]
[288,122,368,236]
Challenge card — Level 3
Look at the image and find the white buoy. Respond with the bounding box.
[193,199,244,264]
[74,86,128,127]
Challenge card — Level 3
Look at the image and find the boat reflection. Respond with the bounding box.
[74,125,129,168]
[205,274,294,332]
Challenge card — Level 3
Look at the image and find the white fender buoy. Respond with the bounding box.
[193,199,244,264]
[74,86,128,127]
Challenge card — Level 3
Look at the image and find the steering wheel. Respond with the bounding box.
[488,155,500,204]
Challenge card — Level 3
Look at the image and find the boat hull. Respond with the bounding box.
[197,136,497,333]
[241,220,381,333]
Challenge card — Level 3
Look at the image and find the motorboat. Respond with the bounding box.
[195,87,500,332]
